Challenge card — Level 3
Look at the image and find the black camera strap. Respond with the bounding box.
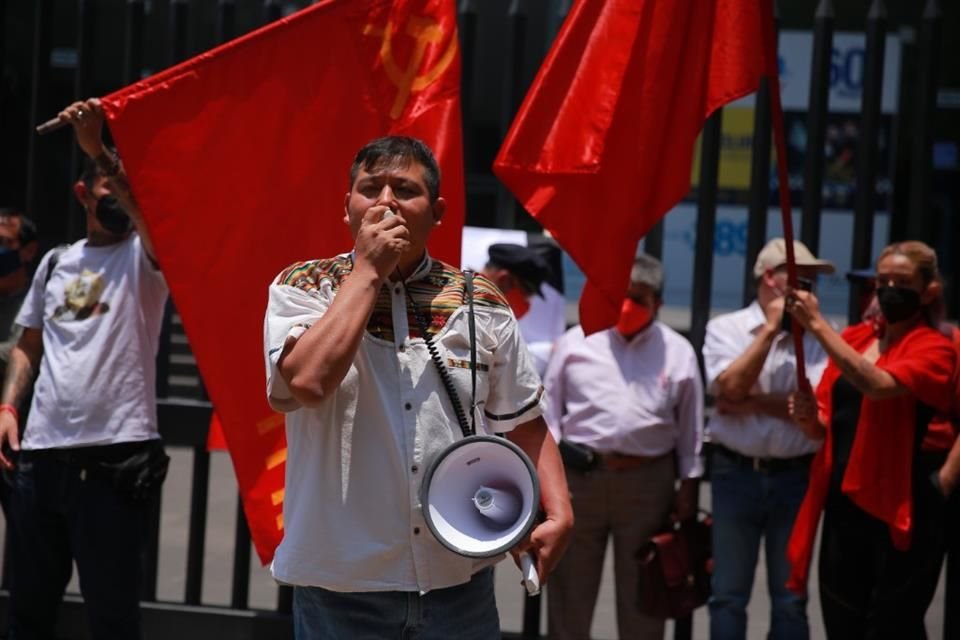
[404,269,477,438]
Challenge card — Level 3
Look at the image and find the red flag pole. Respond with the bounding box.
[763,0,808,387]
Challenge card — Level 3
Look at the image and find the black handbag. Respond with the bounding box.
[636,512,713,619]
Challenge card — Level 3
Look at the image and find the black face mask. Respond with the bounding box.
[0,248,21,278]
[95,196,132,235]
[877,285,922,324]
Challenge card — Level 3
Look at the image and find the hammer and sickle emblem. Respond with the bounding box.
[363,16,457,119]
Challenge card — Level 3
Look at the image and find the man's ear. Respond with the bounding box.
[431,197,446,225]
[73,180,89,205]
[760,269,773,286]
[343,192,351,226]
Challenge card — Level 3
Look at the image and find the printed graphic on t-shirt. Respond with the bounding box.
[53,269,110,320]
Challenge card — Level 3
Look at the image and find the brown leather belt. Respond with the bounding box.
[559,440,671,473]
[596,451,669,471]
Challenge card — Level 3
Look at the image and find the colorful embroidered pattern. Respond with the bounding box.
[277,255,509,343]
[277,257,352,293]
[447,358,490,372]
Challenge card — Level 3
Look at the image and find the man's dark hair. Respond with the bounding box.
[349,137,441,201]
[0,207,38,247]
[79,146,120,190]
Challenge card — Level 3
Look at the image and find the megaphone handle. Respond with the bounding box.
[521,552,540,596]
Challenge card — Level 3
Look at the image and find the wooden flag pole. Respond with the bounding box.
[763,0,809,388]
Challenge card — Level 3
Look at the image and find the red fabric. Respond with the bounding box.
[786,323,957,594]
[100,0,464,563]
[922,325,960,452]
[493,0,769,334]
[207,413,228,451]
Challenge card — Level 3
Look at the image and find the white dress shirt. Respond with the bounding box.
[543,321,704,479]
[703,301,828,458]
[264,254,544,593]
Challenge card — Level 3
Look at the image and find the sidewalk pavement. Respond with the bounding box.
[2,449,947,639]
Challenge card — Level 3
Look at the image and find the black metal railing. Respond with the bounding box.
[1,0,954,639]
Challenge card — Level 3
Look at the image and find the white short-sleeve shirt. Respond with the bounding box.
[703,301,829,458]
[263,253,545,593]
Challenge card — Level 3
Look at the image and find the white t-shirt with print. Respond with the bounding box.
[16,234,168,449]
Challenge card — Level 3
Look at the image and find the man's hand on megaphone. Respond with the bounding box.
[511,514,572,585]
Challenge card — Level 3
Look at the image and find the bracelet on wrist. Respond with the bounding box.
[0,403,19,422]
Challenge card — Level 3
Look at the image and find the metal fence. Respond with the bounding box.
[0,0,956,639]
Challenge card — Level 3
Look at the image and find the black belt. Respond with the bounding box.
[714,444,813,474]
[18,440,161,472]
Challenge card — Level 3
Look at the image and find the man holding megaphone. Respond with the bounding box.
[264,136,573,639]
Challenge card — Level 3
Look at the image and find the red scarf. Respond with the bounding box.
[786,322,957,595]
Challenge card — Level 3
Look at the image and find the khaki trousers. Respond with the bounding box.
[547,454,676,640]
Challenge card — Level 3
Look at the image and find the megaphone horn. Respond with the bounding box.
[420,435,542,595]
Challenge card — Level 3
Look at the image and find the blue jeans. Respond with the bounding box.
[708,447,810,640]
[293,567,500,640]
[8,445,153,640]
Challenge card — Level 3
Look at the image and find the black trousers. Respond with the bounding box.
[818,454,947,640]
[943,488,960,640]
[7,443,155,640]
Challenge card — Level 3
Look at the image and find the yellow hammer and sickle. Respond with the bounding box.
[364,16,458,119]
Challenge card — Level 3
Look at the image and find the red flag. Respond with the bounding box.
[101,0,464,563]
[494,0,769,334]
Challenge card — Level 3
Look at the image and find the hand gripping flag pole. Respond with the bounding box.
[763,0,809,391]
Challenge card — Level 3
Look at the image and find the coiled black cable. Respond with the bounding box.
[403,274,474,438]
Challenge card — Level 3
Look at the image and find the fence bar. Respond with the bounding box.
[675,109,722,640]
[744,78,772,307]
[217,0,236,45]
[906,0,942,244]
[124,0,145,83]
[457,0,478,173]
[155,302,174,397]
[263,0,283,24]
[25,0,53,236]
[496,0,529,229]
[74,0,94,108]
[644,221,664,260]
[521,592,541,640]
[689,111,722,358]
[141,491,163,601]
[230,493,252,609]
[0,0,6,105]
[66,0,96,241]
[550,0,572,41]
[848,0,886,324]
[799,0,834,255]
[744,2,779,307]
[184,449,211,605]
[169,0,190,66]
[277,585,293,614]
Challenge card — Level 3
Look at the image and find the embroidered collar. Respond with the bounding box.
[349,250,433,285]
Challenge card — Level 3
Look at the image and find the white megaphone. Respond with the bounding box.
[420,435,542,595]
